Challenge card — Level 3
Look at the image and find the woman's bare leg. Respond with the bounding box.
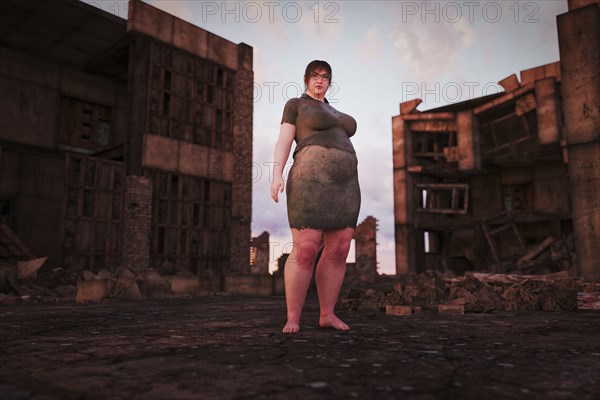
[283,228,322,333]
[316,227,354,330]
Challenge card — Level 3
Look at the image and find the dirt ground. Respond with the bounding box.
[1,294,599,400]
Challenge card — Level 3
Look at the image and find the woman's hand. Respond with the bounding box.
[271,175,285,203]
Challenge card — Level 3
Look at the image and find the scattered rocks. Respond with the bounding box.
[338,271,580,313]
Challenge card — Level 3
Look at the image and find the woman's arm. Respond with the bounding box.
[270,122,296,203]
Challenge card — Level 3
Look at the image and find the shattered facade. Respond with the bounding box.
[392,0,599,281]
[249,231,270,275]
[0,0,254,276]
[346,216,379,277]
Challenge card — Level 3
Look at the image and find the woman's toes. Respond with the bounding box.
[282,323,300,334]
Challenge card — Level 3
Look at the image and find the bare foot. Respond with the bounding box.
[282,322,300,334]
[319,314,350,331]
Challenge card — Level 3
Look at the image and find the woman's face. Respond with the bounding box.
[306,68,330,98]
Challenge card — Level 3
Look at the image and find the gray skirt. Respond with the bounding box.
[286,145,360,230]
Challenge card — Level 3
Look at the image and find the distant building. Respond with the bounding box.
[0,0,254,275]
[392,0,599,281]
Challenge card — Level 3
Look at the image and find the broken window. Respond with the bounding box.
[62,156,124,272]
[480,103,537,155]
[347,238,356,263]
[481,211,526,265]
[147,42,235,150]
[145,169,232,275]
[60,97,112,150]
[424,231,440,254]
[249,246,257,267]
[412,130,457,162]
[0,198,11,225]
[502,184,532,214]
[417,183,469,214]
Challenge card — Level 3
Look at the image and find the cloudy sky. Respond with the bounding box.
[86,0,568,274]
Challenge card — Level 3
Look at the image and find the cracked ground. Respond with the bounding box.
[1,294,599,400]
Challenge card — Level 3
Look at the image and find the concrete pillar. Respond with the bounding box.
[535,78,561,145]
[126,37,149,176]
[392,113,417,274]
[229,43,254,274]
[558,3,600,281]
[457,110,481,171]
[353,216,378,276]
[122,175,152,273]
[395,225,416,275]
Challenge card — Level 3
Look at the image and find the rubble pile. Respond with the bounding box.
[0,260,175,304]
[487,233,576,275]
[0,259,77,304]
[338,271,580,313]
[75,267,174,303]
[578,282,600,310]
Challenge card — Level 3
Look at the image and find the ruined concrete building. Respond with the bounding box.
[349,216,379,277]
[249,231,270,275]
[0,0,254,276]
[392,0,599,282]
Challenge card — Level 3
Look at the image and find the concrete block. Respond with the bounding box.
[438,304,465,314]
[386,305,413,316]
[76,280,108,303]
[521,62,561,85]
[499,74,520,91]
[113,277,143,301]
[17,257,47,280]
[400,99,422,115]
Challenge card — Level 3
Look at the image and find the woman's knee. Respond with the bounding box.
[289,240,321,267]
[322,240,351,264]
